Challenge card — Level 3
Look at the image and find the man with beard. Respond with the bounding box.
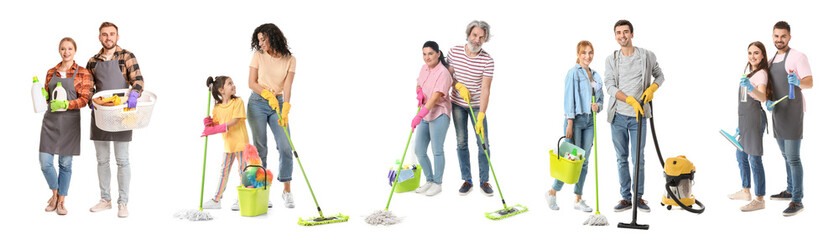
[765,21,812,217]
[85,22,145,218]
[445,20,496,197]
[603,20,665,213]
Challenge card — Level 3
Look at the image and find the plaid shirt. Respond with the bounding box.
[45,61,92,110]
[86,46,144,94]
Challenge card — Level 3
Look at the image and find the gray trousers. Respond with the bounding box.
[94,141,130,204]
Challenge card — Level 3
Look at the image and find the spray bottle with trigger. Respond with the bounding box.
[740,74,748,102]
[788,70,795,100]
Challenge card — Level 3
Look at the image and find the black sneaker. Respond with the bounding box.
[637,198,650,212]
[458,181,473,196]
[614,200,631,212]
[480,182,494,197]
[770,190,792,200]
[783,202,804,216]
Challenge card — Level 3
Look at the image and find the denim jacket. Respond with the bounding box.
[564,63,604,119]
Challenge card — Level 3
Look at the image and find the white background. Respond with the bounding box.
[2,0,834,238]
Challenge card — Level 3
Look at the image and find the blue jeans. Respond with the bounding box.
[247,92,293,182]
[39,152,72,196]
[451,104,489,183]
[736,150,765,196]
[415,114,450,184]
[552,114,593,196]
[776,139,803,203]
[95,141,130,203]
[611,114,646,201]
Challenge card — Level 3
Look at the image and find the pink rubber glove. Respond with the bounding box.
[201,123,227,137]
[416,87,426,107]
[411,107,430,130]
[203,116,216,127]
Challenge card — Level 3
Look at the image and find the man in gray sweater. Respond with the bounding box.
[604,20,665,213]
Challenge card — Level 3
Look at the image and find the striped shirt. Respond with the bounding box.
[447,45,494,107]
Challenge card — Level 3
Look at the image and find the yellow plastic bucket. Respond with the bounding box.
[549,137,585,184]
[237,165,271,217]
[394,165,422,193]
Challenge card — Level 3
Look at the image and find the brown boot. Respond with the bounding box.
[56,200,68,215]
[45,196,57,212]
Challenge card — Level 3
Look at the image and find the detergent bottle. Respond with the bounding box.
[52,82,68,112]
[32,76,48,113]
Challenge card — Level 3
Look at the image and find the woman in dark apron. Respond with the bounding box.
[39,37,92,215]
[728,41,771,212]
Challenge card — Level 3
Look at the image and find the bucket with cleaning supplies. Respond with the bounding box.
[92,88,157,132]
[549,137,585,184]
[237,165,271,217]
[392,164,422,193]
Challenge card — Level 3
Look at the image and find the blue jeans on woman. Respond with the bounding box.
[415,114,450,184]
[552,114,592,195]
[776,139,803,203]
[736,150,765,196]
[451,104,489,183]
[247,92,293,182]
[39,152,72,196]
[611,113,646,201]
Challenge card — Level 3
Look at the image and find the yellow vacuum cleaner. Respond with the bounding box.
[660,155,704,213]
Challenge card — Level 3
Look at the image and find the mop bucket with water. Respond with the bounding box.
[549,137,585,184]
[91,88,157,132]
[237,165,271,217]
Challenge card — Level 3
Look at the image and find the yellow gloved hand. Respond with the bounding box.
[625,96,644,122]
[475,112,486,138]
[260,89,280,110]
[454,82,471,103]
[641,83,658,104]
[278,102,291,127]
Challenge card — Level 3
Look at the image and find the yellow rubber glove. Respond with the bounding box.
[475,112,486,138]
[454,82,471,104]
[641,83,658,104]
[625,96,644,122]
[278,102,291,127]
[260,89,280,110]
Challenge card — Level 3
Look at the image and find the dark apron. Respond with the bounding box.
[90,59,132,141]
[737,70,767,156]
[769,51,804,140]
[39,69,81,155]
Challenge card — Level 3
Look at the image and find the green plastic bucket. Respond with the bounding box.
[549,137,585,184]
[237,165,271,217]
[394,165,422,193]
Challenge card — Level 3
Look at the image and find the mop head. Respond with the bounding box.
[719,129,744,151]
[583,213,609,226]
[173,209,214,221]
[298,213,350,226]
[485,204,528,220]
[365,210,402,226]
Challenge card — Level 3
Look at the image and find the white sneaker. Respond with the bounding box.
[728,189,751,201]
[90,199,112,212]
[416,182,433,194]
[740,199,765,212]
[282,192,295,208]
[575,200,593,212]
[117,203,129,218]
[231,199,239,211]
[268,200,273,208]
[545,191,558,210]
[202,199,221,209]
[425,183,442,196]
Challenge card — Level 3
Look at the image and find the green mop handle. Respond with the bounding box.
[384,107,421,211]
[275,106,325,218]
[466,101,507,210]
[592,96,600,214]
[199,90,211,211]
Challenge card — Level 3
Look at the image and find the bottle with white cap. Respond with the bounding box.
[31,76,48,113]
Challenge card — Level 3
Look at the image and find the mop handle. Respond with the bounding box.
[592,96,600,214]
[274,106,324,218]
[199,90,211,211]
[384,107,421,211]
[466,100,508,210]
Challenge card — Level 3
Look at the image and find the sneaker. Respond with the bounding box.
[614,200,631,212]
[740,199,765,212]
[231,199,239,211]
[545,191,558,210]
[90,199,112,212]
[575,200,593,212]
[770,190,792,201]
[480,182,494,197]
[782,202,804,216]
[458,181,473,196]
[425,183,442,196]
[56,201,68,215]
[282,192,295,208]
[416,182,434,194]
[637,198,650,212]
[45,196,57,212]
[202,199,221,209]
[728,189,751,201]
[117,203,129,218]
[268,200,273,208]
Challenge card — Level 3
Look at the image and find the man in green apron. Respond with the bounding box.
[85,22,145,218]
